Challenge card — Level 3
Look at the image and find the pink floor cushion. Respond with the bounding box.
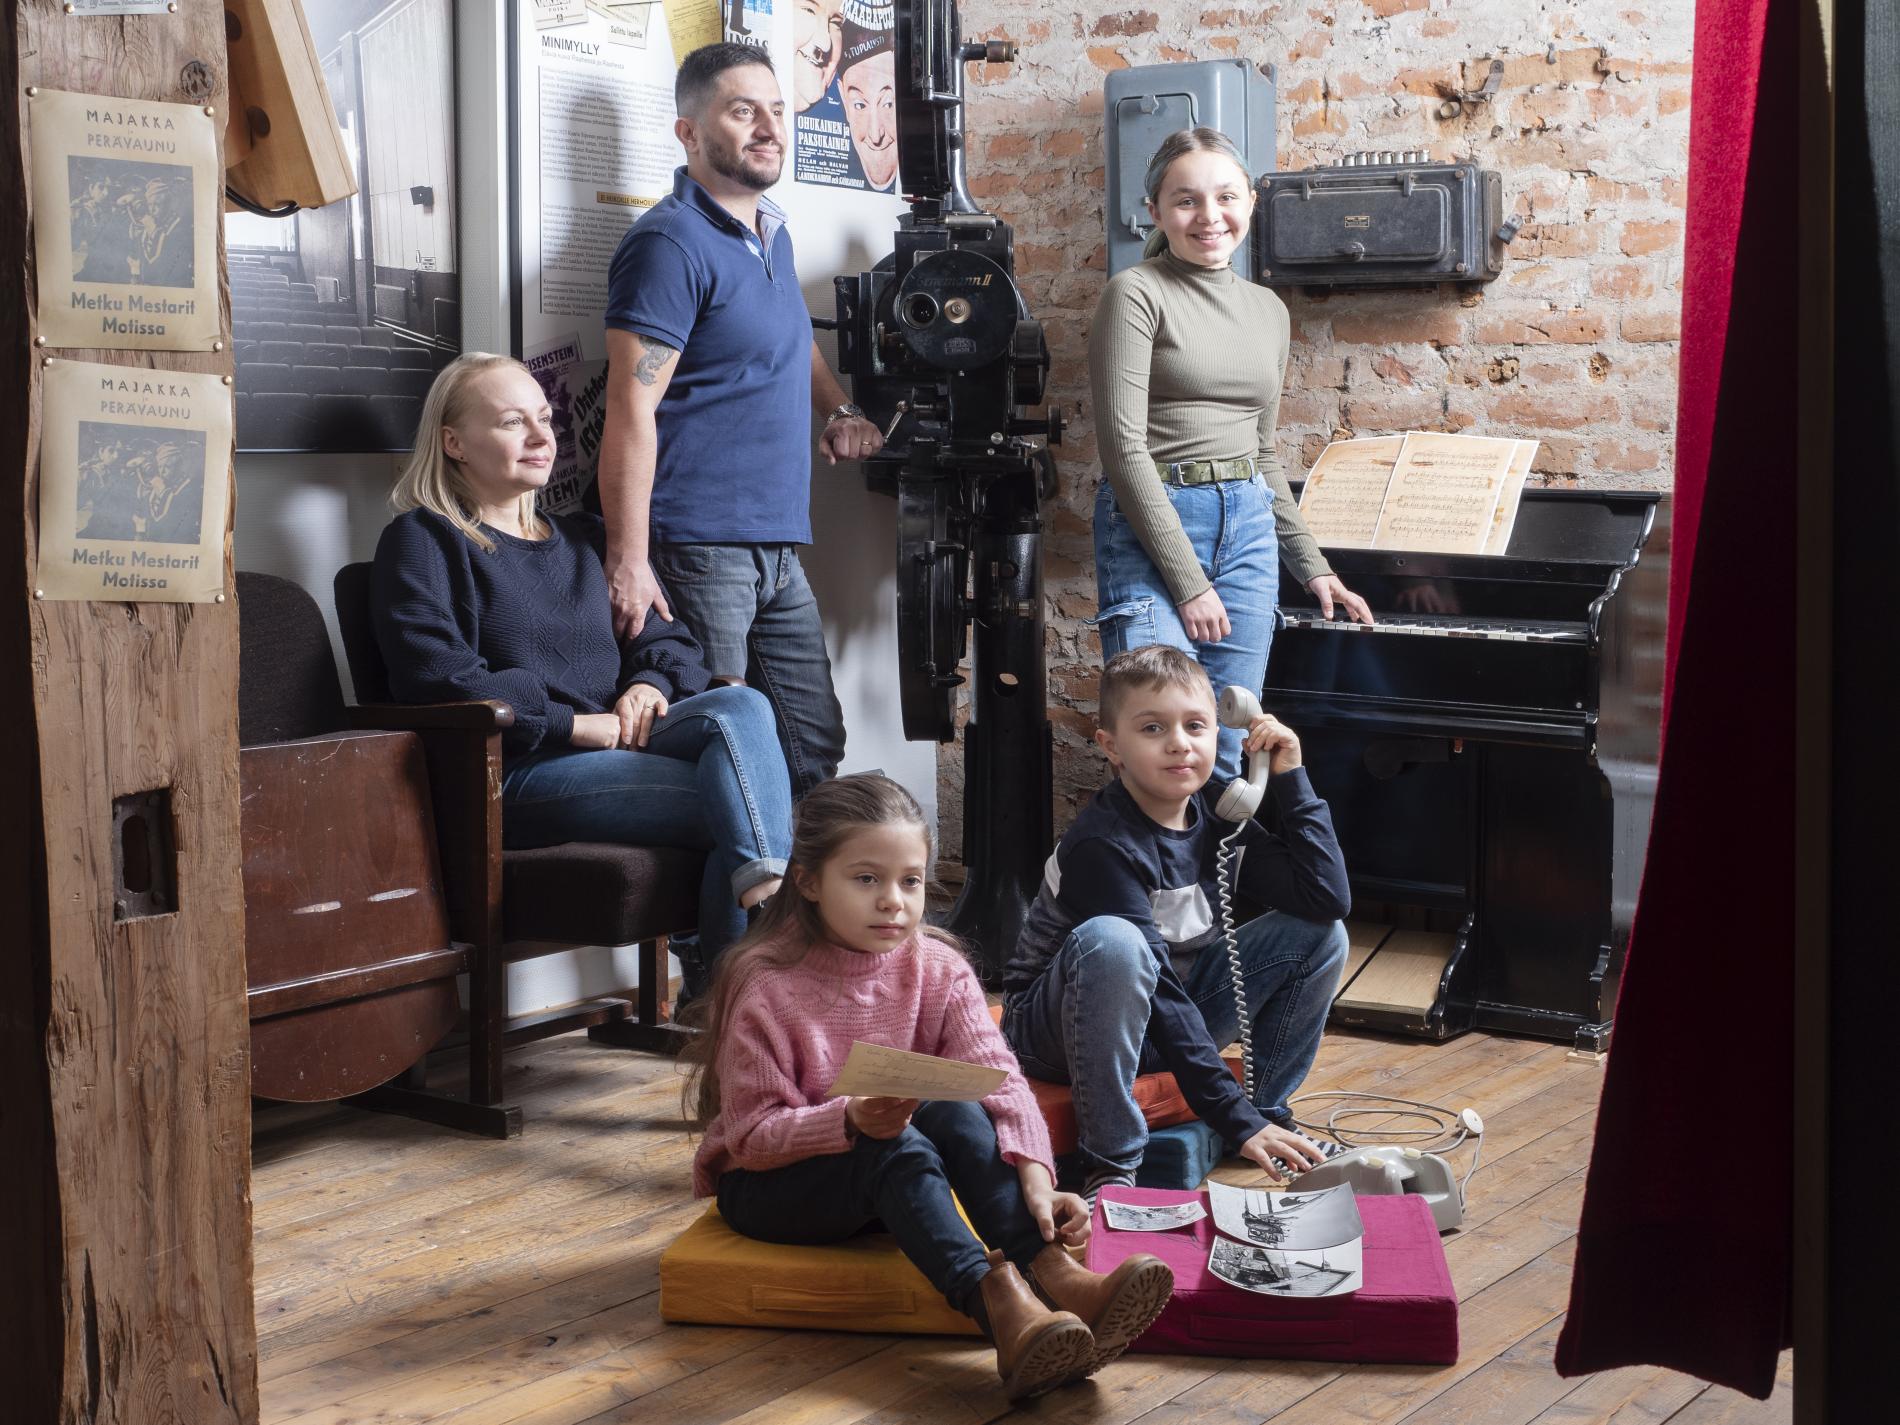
[1085,1187,1459,1364]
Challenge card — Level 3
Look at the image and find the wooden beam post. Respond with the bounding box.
[0,3,257,1421]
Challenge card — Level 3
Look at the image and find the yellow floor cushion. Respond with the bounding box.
[660,1203,983,1336]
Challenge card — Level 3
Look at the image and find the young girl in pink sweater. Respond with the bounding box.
[688,774,1173,1400]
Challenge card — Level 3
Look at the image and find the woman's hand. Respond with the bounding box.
[1242,711,1303,776]
[1177,587,1232,643]
[569,712,624,750]
[1305,574,1375,625]
[614,684,669,748]
[846,1096,918,1140]
[1016,1159,1091,1246]
[1239,1123,1330,1185]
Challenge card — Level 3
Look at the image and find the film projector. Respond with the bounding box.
[827,0,1062,979]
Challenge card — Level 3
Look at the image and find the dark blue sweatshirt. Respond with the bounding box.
[371,507,712,762]
[1003,771,1351,1147]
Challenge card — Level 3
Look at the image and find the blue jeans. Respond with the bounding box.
[1003,912,1349,1178]
[500,684,792,961]
[650,542,845,796]
[1092,475,1280,782]
[715,1099,1048,1317]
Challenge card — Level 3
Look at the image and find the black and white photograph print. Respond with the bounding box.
[1207,1180,1365,1252]
[228,0,460,453]
[75,421,206,546]
[67,158,195,288]
[1102,1198,1209,1234]
[1207,1236,1362,1300]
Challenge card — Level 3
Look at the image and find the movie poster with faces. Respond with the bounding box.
[37,358,232,603]
[29,90,222,351]
[793,0,895,193]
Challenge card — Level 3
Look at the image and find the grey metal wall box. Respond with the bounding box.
[1104,59,1277,280]
[1252,155,1510,289]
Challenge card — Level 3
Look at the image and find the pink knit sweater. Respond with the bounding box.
[691,931,1056,1196]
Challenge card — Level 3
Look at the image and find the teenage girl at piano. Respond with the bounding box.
[1088,127,1373,779]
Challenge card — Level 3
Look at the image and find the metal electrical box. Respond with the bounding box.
[1104,59,1276,280]
[1253,153,1509,288]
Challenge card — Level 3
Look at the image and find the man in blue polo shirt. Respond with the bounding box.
[596,43,884,796]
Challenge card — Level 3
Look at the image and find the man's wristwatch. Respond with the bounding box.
[825,402,865,426]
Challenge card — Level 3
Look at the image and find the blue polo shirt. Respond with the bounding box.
[604,168,814,545]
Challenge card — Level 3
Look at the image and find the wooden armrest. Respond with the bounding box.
[348,700,515,732]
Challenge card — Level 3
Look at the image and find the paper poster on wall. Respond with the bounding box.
[29,90,221,351]
[37,358,231,603]
[591,0,652,47]
[524,331,610,514]
[515,0,682,512]
[534,0,588,26]
[725,0,772,47]
[794,0,894,193]
[661,0,722,63]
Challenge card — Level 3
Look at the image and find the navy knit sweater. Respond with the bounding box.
[371,507,712,762]
[1002,771,1351,1146]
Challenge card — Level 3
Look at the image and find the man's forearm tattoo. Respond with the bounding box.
[633,336,678,386]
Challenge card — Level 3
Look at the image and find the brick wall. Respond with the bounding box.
[933,0,1692,872]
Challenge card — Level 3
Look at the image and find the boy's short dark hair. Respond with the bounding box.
[676,43,775,118]
[1098,644,1214,729]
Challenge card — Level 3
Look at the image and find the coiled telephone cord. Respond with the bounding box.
[1215,818,1255,1099]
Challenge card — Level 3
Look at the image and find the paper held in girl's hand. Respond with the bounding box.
[824,1041,1008,1102]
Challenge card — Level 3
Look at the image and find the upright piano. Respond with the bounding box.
[1264,487,1669,1051]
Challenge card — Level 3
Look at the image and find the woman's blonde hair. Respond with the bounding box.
[390,352,548,552]
[1141,126,1254,259]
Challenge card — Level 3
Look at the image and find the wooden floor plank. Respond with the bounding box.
[1660,1352,1793,1425]
[249,1028,1784,1425]
[1524,1363,1708,1424]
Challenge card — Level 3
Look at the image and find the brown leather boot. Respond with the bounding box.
[1031,1243,1175,1373]
[972,1250,1095,1400]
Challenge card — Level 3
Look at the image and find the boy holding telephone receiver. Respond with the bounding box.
[999,645,1352,1204]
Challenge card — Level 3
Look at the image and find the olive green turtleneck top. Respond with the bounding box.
[1088,248,1332,604]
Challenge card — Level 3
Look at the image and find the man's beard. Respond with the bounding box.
[709,139,782,192]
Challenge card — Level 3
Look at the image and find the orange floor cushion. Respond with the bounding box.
[987,1004,1241,1155]
[660,1203,982,1336]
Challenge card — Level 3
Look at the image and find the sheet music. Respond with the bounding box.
[1296,436,1404,548]
[824,1042,1008,1102]
[1483,440,1539,556]
[1371,432,1520,555]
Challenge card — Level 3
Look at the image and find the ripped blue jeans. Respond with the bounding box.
[1091,476,1281,782]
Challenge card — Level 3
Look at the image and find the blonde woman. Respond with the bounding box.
[371,354,792,980]
[1090,127,1372,780]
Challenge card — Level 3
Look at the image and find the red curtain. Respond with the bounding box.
[1555,0,1794,1397]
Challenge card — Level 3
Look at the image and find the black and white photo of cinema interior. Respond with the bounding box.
[228,0,458,453]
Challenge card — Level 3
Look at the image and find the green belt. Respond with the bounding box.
[1155,456,1258,486]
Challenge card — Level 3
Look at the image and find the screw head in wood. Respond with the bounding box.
[34,590,45,600]
[212,339,224,351]
[65,3,77,13]
[222,374,233,385]
[215,592,227,604]
[24,87,38,97]
[41,357,52,367]
[34,335,47,347]
[170,2,180,10]
[203,105,216,117]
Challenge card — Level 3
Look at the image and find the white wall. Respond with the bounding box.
[235,0,935,1013]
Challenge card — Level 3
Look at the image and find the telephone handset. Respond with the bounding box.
[1214,685,1270,822]
[1211,684,1268,1098]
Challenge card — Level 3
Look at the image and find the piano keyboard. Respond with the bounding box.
[1280,610,1588,644]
